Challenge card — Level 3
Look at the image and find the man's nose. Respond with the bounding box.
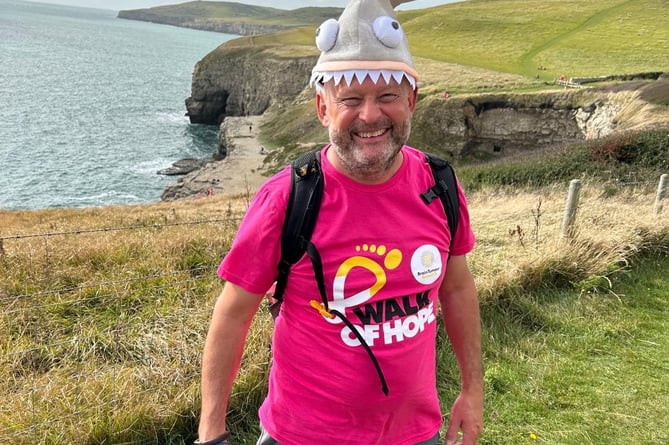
[358,98,383,122]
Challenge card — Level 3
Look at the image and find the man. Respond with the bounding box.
[196,1,483,444]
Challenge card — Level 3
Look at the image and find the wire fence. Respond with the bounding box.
[1,176,667,444]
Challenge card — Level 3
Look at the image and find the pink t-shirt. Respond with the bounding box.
[218,145,475,445]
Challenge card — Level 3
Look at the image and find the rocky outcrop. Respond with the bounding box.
[157,158,213,176]
[185,45,318,125]
[460,101,583,156]
[573,101,621,140]
[411,93,591,157]
[161,116,267,201]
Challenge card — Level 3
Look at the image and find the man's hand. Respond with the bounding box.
[445,389,484,445]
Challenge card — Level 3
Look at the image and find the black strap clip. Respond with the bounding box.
[420,179,449,204]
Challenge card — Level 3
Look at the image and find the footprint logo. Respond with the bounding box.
[323,244,402,323]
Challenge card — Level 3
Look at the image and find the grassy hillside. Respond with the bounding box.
[402,0,669,80]
[137,0,668,82]
[1,130,668,443]
[119,1,343,27]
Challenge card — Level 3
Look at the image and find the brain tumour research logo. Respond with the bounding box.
[410,244,442,285]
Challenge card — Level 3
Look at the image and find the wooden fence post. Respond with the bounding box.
[560,179,581,239]
[655,174,667,215]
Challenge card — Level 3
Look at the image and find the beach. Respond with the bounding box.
[162,114,271,200]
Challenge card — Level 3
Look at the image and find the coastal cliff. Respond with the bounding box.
[117,3,343,37]
[409,91,633,158]
[185,41,667,159]
[117,10,288,35]
[185,43,318,125]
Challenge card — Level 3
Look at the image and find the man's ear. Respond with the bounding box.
[316,92,330,127]
[408,86,418,113]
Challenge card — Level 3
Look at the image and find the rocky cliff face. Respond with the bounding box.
[408,86,660,159]
[185,45,318,125]
[411,94,588,157]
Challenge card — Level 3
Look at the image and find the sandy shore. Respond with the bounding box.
[163,115,271,200]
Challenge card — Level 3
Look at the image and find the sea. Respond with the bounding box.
[0,0,235,210]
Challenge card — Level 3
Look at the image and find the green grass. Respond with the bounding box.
[403,0,669,80]
[477,253,669,444]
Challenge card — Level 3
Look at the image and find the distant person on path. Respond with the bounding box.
[195,1,483,444]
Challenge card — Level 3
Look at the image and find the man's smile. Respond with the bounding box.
[356,128,388,138]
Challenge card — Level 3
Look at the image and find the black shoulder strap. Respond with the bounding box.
[420,153,460,256]
[273,150,324,302]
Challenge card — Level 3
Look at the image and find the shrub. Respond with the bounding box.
[588,132,639,163]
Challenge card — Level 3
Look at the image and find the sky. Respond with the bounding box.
[22,0,459,12]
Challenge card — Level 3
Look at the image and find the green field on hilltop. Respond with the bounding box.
[403,0,668,78]
[136,0,668,82]
[249,0,668,81]
[120,1,343,27]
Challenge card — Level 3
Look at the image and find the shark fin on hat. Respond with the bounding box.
[310,0,418,89]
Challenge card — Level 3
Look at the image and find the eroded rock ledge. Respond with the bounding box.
[185,45,318,125]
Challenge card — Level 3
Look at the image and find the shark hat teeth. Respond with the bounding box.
[310,0,419,89]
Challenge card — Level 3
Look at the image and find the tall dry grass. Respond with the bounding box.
[466,182,668,303]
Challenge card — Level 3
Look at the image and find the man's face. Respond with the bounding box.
[316,76,417,182]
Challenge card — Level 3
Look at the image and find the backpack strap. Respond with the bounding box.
[420,153,460,257]
[270,150,389,394]
[269,150,457,396]
[273,150,324,305]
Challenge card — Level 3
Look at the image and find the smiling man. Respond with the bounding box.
[196,1,483,445]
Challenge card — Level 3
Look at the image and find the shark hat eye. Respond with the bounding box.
[373,15,403,48]
[315,18,339,52]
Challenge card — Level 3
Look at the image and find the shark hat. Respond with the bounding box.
[310,0,418,90]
